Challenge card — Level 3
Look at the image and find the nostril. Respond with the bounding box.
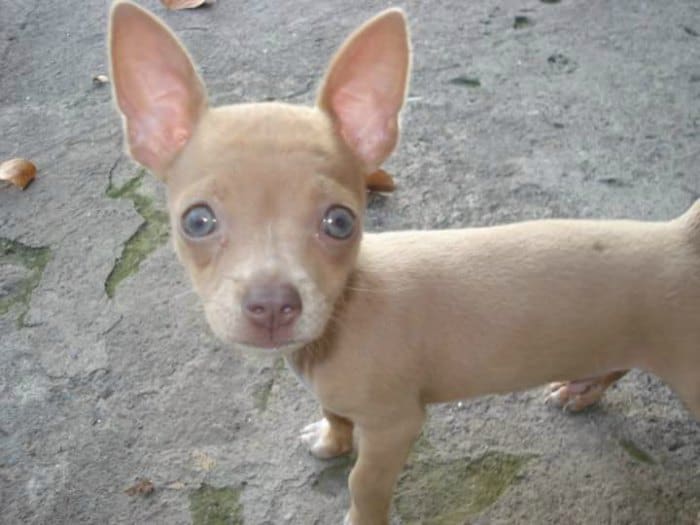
[280,303,297,315]
[243,297,273,328]
[278,285,302,320]
[249,304,267,316]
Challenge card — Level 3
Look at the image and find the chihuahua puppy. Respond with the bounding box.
[109,2,700,523]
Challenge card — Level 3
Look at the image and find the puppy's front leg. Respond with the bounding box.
[346,408,425,525]
[301,408,354,459]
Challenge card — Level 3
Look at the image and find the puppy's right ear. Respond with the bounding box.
[109,1,207,175]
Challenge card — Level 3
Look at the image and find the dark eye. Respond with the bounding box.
[322,205,355,240]
[181,204,217,238]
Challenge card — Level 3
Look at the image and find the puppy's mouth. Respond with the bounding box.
[233,339,307,354]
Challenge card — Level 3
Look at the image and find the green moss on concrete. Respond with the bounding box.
[619,439,655,464]
[0,238,51,327]
[105,171,169,298]
[253,378,274,411]
[251,358,286,411]
[105,173,144,200]
[411,432,435,457]
[189,484,243,525]
[396,452,531,524]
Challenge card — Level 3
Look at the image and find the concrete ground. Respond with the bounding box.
[1,0,699,523]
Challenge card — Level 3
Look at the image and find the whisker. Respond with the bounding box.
[170,287,198,301]
[203,296,238,312]
[219,273,244,283]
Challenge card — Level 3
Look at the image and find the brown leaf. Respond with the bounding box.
[191,449,216,471]
[124,478,155,497]
[0,158,36,189]
[365,169,395,193]
[161,0,215,10]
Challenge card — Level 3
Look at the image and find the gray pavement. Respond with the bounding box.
[1,0,699,523]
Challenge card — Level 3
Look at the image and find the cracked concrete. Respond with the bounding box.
[104,169,169,298]
[1,0,699,524]
[0,238,51,327]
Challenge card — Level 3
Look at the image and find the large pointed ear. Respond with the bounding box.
[109,1,207,174]
[317,9,410,173]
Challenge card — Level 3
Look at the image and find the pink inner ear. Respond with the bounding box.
[121,70,196,170]
[110,3,206,172]
[332,86,396,169]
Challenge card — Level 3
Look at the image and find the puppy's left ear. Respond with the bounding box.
[317,9,410,173]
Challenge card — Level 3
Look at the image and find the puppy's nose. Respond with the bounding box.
[242,282,302,331]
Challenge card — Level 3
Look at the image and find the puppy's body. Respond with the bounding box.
[293,215,700,421]
[108,3,699,523]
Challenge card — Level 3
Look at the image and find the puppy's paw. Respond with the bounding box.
[300,418,352,459]
[545,371,627,412]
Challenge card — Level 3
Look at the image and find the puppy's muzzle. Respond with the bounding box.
[241,281,302,348]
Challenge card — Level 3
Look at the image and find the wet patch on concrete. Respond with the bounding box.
[104,171,169,298]
[619,439,655,464]
[395,452,532,524]
[513,15,534,29]
[189,484,244,525]
[312,455,354,497]
[449,75,481,88]
[0,237,51,326]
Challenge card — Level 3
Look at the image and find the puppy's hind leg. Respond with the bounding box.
[301,408,354,459]
[546,370,629,412]
[685,393,700,420]
[671,370,700,419]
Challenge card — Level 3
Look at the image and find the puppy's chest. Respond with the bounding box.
[284,350,357,417]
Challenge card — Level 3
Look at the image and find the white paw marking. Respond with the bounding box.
[544,380,606,412]
[300,418,350,459]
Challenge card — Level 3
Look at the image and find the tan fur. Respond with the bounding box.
[109,3,699,524]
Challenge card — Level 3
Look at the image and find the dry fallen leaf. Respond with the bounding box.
[161,0,215,9]
[92,74,109,86]
[164,481,185,490]
[124,478,155,497]
[191,449,216,471]
[0,158,36,190]
[365,169,395,193]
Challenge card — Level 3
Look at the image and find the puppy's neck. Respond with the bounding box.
[286,267,368,385]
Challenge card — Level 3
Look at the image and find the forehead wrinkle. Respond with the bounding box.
[312,173,362,209]
[266,220,275,255]
[204,103,339,152]
[170,173,220,211]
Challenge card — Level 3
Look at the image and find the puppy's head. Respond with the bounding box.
[108,1,410,352]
